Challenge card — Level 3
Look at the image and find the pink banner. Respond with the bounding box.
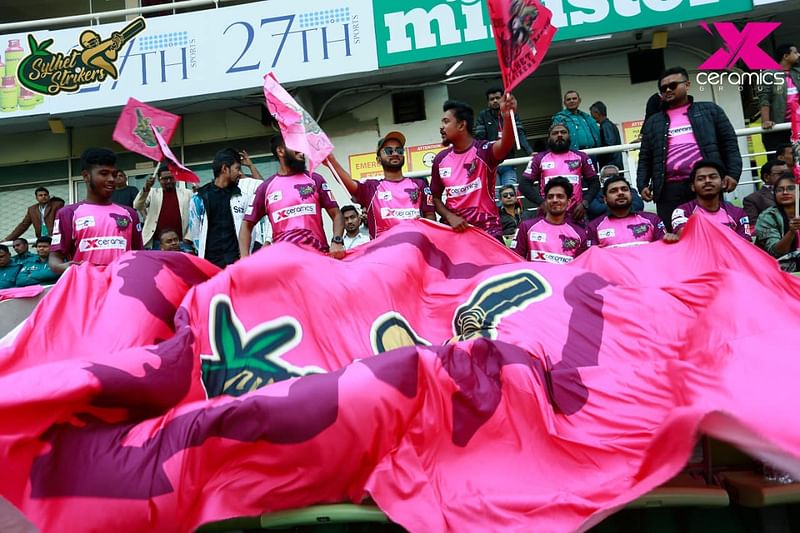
[790,100,800,183]
[1,219,800,531]
[263,72,333,172]
[152,127,200,183]
[112,98,180,162]
[488,0,557,92]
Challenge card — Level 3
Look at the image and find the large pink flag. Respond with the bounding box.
[152,127,200,183]
[2,218,800,531]
[112,98,180,162]
[488,0,557,92]
[263,72,333,172]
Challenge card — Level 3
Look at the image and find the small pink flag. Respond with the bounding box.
[488,0,556,92]
[790,100,800,184]
[152,126,200,183]
[263,73,333,172]
[112,98,180,162]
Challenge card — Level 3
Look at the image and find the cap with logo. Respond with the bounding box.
[376,131,406,155]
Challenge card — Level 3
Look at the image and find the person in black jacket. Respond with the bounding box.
[474,87,533,188]
[637,66,741,231]
[590,101,623,171]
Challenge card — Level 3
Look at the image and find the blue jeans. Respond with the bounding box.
[497,165,518,186]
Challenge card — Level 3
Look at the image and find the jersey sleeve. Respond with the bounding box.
[314,173,339,210]
[513,220,531,259]
[671,204,690,234]
[430,152,446,198]
[415,178,435,214]
[646,213,666,241]
[733,208,752,240]
[244,181,269,224]
[478,141,501,169]
[523,153,541,180]
[354,179,379,209]
[581,152,598,179]
[586,219,600,248]
[573,224,589,256]
[50,206,75,259]
[127,207,144,251]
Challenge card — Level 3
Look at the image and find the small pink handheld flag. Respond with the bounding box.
[112,98,180,162]
[152,127,200,183]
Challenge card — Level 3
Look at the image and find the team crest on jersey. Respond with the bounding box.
[567,160,580,171]
[627,223,650,238]
[109,213,131,229]
[405,188,419,202]
[294,184,315,199]
[466,160,478,175]
[560,235,580,251]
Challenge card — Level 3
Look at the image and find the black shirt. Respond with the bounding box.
[202,183,240,268]
[111,186,139,208]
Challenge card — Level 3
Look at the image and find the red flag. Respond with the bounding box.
[2,219,800,531]
[488,0,557,92]
[263,72,333,172]
[152,127,200,183]
[112,98,180,162]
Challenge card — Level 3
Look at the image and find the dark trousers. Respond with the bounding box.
[656,180,694,233]
[762,130,791,156]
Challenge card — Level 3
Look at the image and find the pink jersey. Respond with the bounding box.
[665,104,701,182]
[523,149,596,209]
[587,212,665,248]
[51,202,143,266]
[245,172,338,252]
[672,200,752,240]
[354,177,434,238]
[786,74,798,121]
[430,140,503,237]
[514,216,587,264]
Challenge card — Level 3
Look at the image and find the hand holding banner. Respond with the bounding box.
[112,98,180,162]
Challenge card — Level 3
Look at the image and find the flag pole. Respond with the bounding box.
[510,109,521,151]
[326,163,347,191]
[150,162,160,180]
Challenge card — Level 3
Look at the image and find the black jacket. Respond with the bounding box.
[474,108,533,157]
[597,118,624,170]
[636,97,741,201]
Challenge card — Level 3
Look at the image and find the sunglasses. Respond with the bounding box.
[776,185,797,193]
[382,147,405,155]
[501,192,516,198]
[659,80,687,94]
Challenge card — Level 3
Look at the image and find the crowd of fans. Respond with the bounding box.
[1,50,799,286]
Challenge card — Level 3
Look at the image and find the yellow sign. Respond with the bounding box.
[348,143,443,180]
[348,152,385,181]
[407,143,445,173]
[621,120,644,170]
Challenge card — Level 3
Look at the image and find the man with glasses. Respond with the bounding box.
[743,160,789,226]
[638,67,741,231]
[670,160,751,240]
[325,131,435,239]
[587,165,644,220]
[587,175,665,249]
[134,164,193,250]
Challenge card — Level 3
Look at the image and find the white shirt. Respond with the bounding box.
[343,228,370,250]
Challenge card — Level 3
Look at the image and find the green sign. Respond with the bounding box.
[373,0,754,68]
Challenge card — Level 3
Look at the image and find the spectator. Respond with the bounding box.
[589,101,624,170]
[474,87,533,187]
[520,123,600,221]
[0,245,21,289]
[514,177,587,263]
[15,237,59,287]
[644,93,664,121]
[50,148,143,275]
[49,197,65,213]
[498,185,522,237]
[755,173,800,272]
[431,97,518,240]
[551,90,600,151]
[158,229,182,252]
[587,176,666,248]
[587,165,644,220]
[325,131,435,238]
[638,67,742,231]
[11,238,34,266]
[743,160,789,227]
[134,165,193,250]
[111,170,138,207]
[759,44,800,154]
[341,205,370,250]
[775,143,796,168]
[239,136,345,259]
[189,149,267,268]
[2,187,56,241]
[671,160,751,240]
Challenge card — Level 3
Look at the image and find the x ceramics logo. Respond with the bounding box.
[696,21,784,91]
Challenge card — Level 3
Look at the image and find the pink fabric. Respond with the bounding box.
[263,73,333,172]
[0,286,44,302]
[665,104,701,182]
[2,219,800,532]
[51,202,144,265]
[244,172,337,252]
[488,0,556,92]
[152,127,200,183]
[112,98,180,162]
[785,74,798,122]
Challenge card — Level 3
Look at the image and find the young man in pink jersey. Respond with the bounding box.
[325,131,435,238]
[50,148,143,274]
[239,136,345,258]
[670,160,752,241]
[515,177,587,263]
[520,123,599,221]
[430,97,518,239]
[587,175,666,248]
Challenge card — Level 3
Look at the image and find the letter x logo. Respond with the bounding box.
[698,22,782,70]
